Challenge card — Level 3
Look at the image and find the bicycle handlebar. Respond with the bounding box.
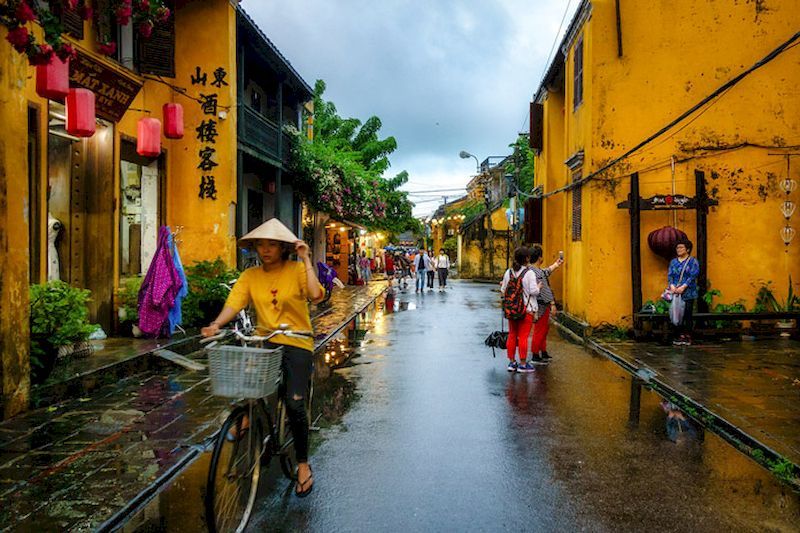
[200,327,313,345]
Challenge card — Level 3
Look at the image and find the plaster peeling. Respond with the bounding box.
[213,224,219,234]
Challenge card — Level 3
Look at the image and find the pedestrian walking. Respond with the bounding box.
[385,253,395,287]
[426,249,435,290]
[359,251,371,283]
[397,252,411,289]
[435,248,451,290]
[667,238,700,346]
[528,245,563,364]
[415,249,433,293]
[500,247,541,373]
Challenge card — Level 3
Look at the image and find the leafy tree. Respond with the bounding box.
[287,80,417,235]
[506,135,535,194]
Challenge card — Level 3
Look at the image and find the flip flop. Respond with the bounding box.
[295,466,314,498]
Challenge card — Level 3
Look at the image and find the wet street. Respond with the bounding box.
[141,281,800,532]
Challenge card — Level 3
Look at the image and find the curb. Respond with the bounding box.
[552,317,800,491]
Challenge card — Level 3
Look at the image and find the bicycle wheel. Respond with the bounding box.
[205,405,268,533]
[276,382,314,480]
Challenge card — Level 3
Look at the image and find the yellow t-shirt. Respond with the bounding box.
[224,261,322,352]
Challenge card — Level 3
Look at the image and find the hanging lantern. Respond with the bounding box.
[781,179,797,194]
[647,225,688,260]
[137,117,162,157]
[163,103,184,139]
[36,56,69,101]
[780,225,796,246]
[781,200,796,219]
[65,89,96,137]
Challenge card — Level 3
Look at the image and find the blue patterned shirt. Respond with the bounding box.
[667,256,700,300]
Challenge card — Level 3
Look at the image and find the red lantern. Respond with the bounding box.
[137,117,162,157]
[65,88,95,137]
[163,103,184,139]
[36,56,69,101]
[647,226,688,260]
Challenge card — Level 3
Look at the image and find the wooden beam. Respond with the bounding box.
[630,172,643,322]
[696,169,709,312]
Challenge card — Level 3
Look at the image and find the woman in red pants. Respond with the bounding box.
[500,247,541,373]
[528,244,564,364]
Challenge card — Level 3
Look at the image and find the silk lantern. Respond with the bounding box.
[137,117,162,157]
[647,226,688,260]
[36,56,69,100]
[163,103,184,139]
[65,89,96,137]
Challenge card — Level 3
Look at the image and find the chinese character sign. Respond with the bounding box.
[191,66,227,200]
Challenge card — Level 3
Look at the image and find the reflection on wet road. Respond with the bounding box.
[138,282,800,532]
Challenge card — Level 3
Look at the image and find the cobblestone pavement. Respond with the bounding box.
[0,282,386,532]
[597,338,800,467]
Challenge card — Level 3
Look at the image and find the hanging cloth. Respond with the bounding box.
[167,231,188,335]
[138,226,181,337]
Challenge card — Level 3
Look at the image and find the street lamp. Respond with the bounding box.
[459,150,480,173]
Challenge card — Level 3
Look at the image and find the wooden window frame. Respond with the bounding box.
[571,170,582,242]
[573,36,584,110]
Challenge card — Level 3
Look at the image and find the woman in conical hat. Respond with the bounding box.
[202,218,324,497]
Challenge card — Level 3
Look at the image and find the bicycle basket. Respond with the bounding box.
[207,344,283,398]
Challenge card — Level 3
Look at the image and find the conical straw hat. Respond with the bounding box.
[238,218,299,248]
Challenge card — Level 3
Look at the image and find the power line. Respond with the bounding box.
[542,29,800,199]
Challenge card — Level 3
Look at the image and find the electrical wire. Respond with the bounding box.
[541,29,800,199]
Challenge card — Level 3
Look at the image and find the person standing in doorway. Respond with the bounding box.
[435,248,451,290]
[501,247,541,373]
[668,238,700,346]
[528,245,564,364]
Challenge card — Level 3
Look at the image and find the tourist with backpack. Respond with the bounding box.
[500,247,542,373]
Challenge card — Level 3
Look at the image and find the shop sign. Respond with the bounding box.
[617,194,718,211]
[190,65,229,200]
[69,51,142,122]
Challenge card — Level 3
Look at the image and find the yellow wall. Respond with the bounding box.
[536,0,800,325]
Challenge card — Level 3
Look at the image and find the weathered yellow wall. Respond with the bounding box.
[0,35,32,418]
[538,0,800,325]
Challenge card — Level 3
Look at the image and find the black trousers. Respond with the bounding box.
[676,298,695,336]
[426,270,435,288]
[270,343,313,463]
[438,268,448,287]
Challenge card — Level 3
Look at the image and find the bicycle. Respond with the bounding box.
[201,327,314,533]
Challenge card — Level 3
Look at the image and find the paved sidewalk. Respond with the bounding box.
[0,283,386,532]
[594,338,800,484]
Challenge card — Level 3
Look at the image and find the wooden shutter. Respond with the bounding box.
[571,171,582,241]
[138,1,175,77]
[524,197,543,244]
[54,4,85,39]
[573,36,583,108]
[529,102,543,151]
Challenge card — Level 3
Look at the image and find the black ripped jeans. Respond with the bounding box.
[271,343,313,463]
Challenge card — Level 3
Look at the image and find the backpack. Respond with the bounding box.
[502,268,530,321]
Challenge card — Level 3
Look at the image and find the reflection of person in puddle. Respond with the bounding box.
[384,288,395,314]
[201,218,325,498]
[661,401,698,443]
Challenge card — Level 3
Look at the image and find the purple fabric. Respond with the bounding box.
[138,226,181,336]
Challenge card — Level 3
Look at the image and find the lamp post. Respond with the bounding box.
[462,149,495,278]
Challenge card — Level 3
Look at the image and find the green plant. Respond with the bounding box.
[182,259,240,327]
[643,299,670,315]
[768,458,797,484]
[442,236,457,257]
[754,277,799,313]
[117,276,143,325]
[29,281,97,381]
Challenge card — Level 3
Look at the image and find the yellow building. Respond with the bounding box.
[0,1,311,418]
[530,0,800,327]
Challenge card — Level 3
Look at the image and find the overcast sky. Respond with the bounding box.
[240,0,579,217]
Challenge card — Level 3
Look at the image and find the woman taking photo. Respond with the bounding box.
[500,247,541,373]
[201,218,325,497]
[667,238,700,346]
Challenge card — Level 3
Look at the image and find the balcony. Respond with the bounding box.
[240,105,281,164]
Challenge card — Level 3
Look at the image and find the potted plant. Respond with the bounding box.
[29,281,97,384]
[182,259,240,327]
[117,276,143,337]
[754,277,799,332]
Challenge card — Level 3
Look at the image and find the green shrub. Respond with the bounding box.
[183,259,240,327]
[29,281,97,380]
[117,276,143,325]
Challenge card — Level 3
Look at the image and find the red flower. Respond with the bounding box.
[98,41,117,56]
[138,0,150,10]
[79,4,93,20]
[63,0,78,10]
[156,6,170,22]
[5,26,31,53]
[29,44,54,65]
[138,21,153,38]
[115,6,132,25]
[15,2,37,23]
[56,43,77,62]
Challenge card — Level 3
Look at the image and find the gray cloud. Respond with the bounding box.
[240,0,578,214]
